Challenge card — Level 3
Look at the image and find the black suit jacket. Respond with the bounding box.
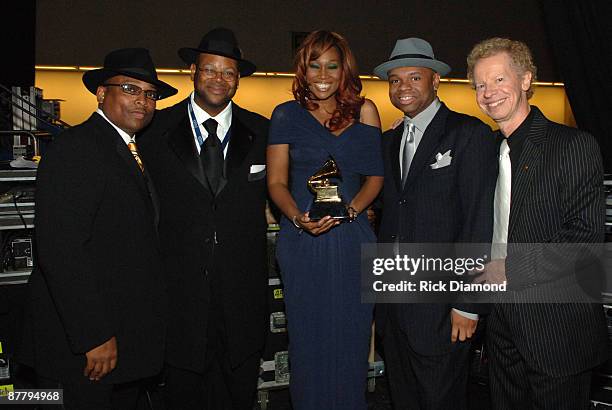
[496,106,607,376]
[377,103,497,355]
[22,113,166,383]
[138,99,269,372]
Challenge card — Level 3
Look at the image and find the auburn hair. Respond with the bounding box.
[292,30,364,131]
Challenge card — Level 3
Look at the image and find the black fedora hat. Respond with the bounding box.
[82,48,178,99]
[178,27,256,77]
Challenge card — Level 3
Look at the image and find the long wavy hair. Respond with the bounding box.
[292,30,364,131]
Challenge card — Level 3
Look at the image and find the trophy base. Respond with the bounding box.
[308,202,350,221]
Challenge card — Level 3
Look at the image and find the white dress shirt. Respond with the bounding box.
[188,92,232,158]
[96,108,133,145]
[398,98,441,177]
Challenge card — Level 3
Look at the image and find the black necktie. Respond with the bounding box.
[201,118,223,193]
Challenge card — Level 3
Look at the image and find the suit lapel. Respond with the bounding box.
[388,126,404,193]
[507,107,548,239]
[115,140,161,225]
[114,139,150,195]
[143,169,160,228]
[166,108,208,190]
[89,113,160,234]
[89,114,150,199]
[403,104,449,192]
[216,105,254,196]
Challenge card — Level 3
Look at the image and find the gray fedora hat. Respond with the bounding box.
[373,38,451,80]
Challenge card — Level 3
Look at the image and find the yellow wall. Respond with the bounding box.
[35,70,574,130]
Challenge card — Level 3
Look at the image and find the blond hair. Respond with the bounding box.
[467,37,537,99]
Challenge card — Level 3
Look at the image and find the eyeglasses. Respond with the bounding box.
[196,66,238,82]
[102,83,160,101]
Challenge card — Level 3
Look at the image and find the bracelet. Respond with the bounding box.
[292,214,301,229]
[347,206,359,220]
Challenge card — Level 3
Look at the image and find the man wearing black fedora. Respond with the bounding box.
[374,38,497,409]
[20,48,177,408]
[139,28,269,409]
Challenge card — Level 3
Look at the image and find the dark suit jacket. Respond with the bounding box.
[496,106,607,376]
[377,103,497,355]
[22,113,166,383]
[138,99,269,372]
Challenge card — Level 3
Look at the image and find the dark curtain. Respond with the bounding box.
[540,0,612,173]
[0,1,36,88]
[0,1,36,131]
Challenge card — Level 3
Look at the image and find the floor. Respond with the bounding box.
[11,364,612,409]
[259,376,491,410]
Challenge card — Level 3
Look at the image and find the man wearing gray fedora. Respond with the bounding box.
[374,38,497,409]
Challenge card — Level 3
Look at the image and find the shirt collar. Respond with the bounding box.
[189,92,232,131]
[507,107,533,140]
[405,97,441,133]
[505,106,533,151]
[96,108,133,145]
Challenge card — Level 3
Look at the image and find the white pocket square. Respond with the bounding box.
[250,164,266,173]
[430,150,452,169]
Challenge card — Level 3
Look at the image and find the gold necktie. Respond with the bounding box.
[128,140,144,172]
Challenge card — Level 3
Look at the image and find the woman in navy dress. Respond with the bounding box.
[267,31,384,410]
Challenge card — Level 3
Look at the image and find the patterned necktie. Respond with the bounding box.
[492,139,511,259]
[201,118,223,193]
[127,139,144,172]
[401,119,416,186]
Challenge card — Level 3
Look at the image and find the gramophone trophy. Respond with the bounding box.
[307,157,350,221]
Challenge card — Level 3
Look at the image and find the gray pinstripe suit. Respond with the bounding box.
[487,106,608,409]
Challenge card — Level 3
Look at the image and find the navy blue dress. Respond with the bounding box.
[268,101,383,410]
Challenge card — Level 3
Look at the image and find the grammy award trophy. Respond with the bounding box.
[307,157,350,221]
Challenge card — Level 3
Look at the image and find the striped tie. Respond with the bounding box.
[128,140,144,172]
